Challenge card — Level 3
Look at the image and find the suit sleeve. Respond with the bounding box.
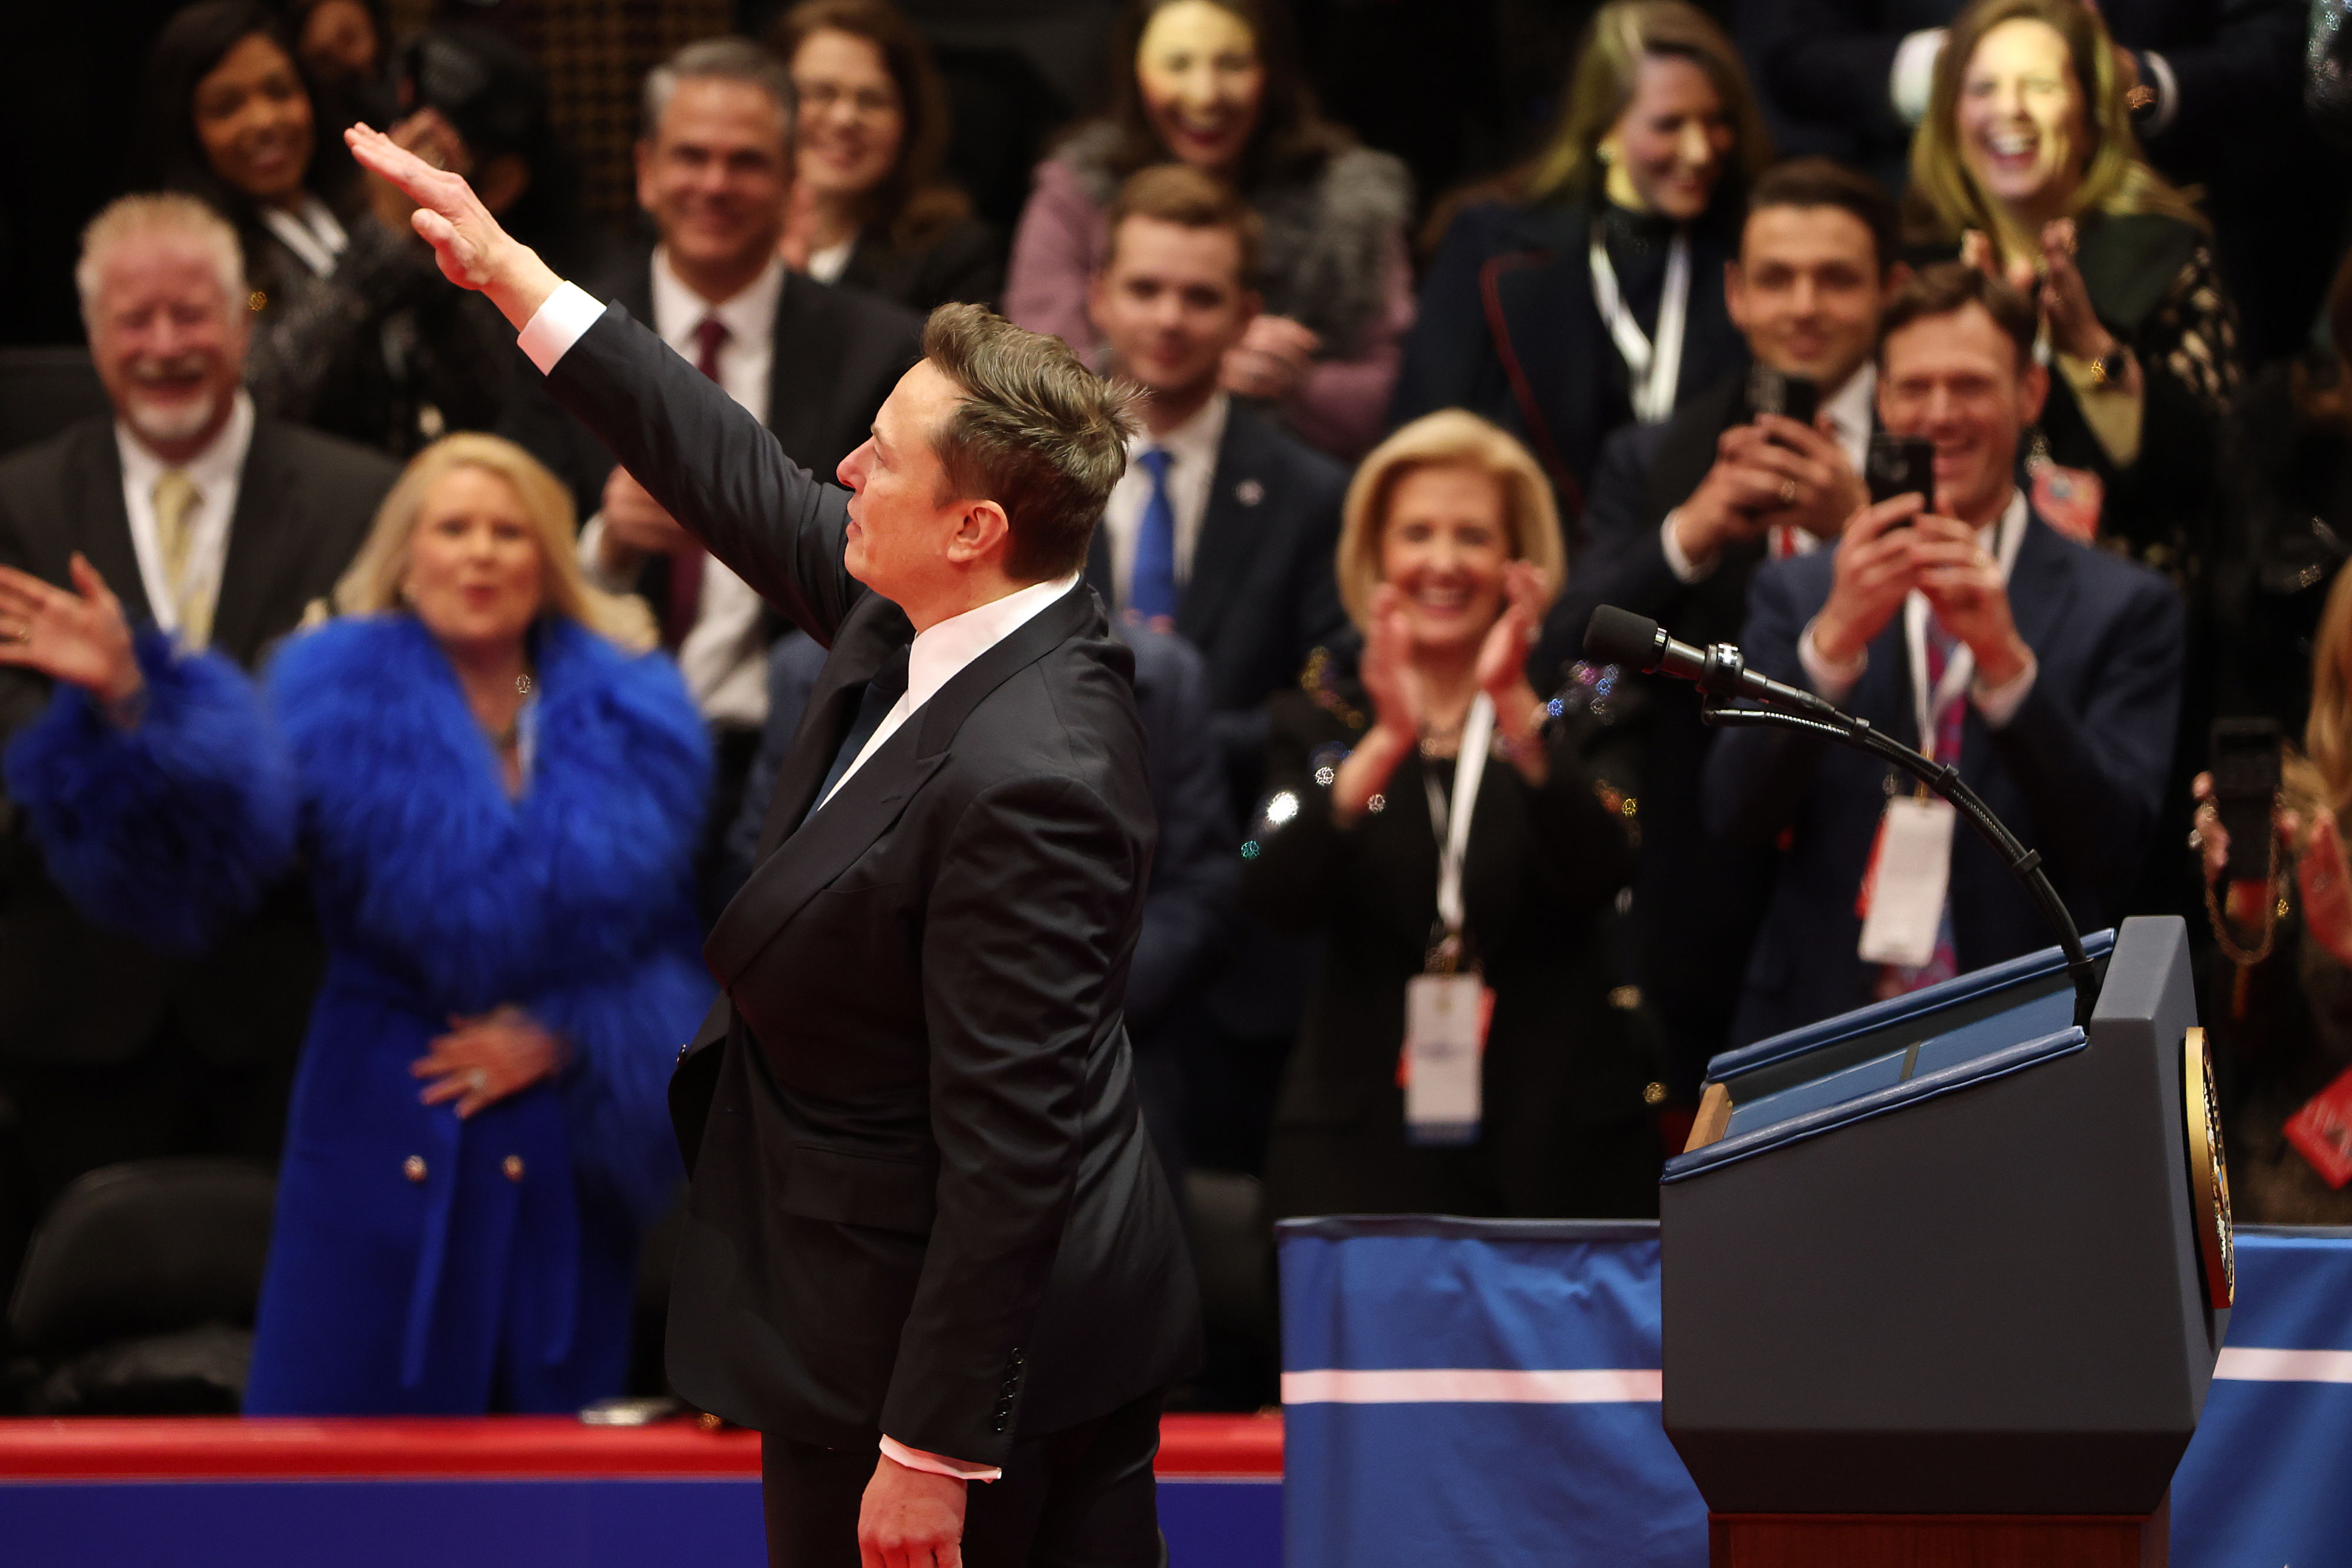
[1986,571,2183,892]
[885,774,1149,1463]
[1703,559,1840,848]
[542,302,862,645]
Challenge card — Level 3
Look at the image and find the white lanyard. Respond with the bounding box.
[259,198,349,280]
[1589,223,1692,424]
[1902,496,2028,763]
[1420,694,1496,938]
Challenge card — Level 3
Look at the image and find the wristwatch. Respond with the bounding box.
[2085,342,2130,389]
[2125,83,2158,120]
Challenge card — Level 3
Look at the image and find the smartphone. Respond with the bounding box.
[2211,717,2284,882]
[1746,365,1820,432]
[1866,434,1937,516]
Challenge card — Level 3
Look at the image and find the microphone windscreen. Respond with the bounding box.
[1585,605,1661,668]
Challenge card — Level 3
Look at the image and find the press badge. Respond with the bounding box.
[1404,972,1492,1146]
[1856,794,1957,968]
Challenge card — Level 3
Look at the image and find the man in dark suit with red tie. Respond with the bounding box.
[355,118,1197,1568]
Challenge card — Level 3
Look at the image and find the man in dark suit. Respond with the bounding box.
[1704,263,2183,1044]
[1080,164,1350,1180]
[498,38,923,900]
[0,194,393,1206]
[356,122,1196,1568]
[1545,158,1902,1096]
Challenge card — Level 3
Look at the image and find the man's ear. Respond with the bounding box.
[2016,359,2050,431]
[944,498,1013,567]
[1723,259,1746,333]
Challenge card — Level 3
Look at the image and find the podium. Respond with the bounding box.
[1660,916,2232,1567]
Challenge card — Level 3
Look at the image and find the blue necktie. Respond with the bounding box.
[1130,448,1178,623]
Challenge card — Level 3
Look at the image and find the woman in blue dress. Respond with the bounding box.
[0,432,711,1413]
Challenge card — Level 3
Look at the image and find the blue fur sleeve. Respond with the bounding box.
[530,945,714,1226]
[2,630,296,951]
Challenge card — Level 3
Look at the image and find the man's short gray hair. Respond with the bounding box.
[76,193,246,329]
[641,36,797,151]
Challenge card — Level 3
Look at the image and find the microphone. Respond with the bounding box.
[1583,605,1836,716]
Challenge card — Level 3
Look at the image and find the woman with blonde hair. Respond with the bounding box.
[0,433,710,1412]
[1909,0,2239,569]
[2193,560,2352,1224]
[1241,410,1659,1220]
[1392,0,1769,516]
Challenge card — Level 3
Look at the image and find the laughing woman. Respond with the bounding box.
[0,434,710,1413]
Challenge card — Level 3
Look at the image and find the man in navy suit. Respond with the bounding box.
[1082,163,1350,1179]
[1545,158,1902,1096]
[1705,262,2182,1045]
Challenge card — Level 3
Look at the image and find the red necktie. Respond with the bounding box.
[663,316,728,649]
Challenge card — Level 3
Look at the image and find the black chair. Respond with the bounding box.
[0,346,109,456]
[6,1157,275,1414]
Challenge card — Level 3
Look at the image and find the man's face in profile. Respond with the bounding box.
[836,360,976,605]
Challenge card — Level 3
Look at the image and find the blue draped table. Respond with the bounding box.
[1279,1217,2352,1567]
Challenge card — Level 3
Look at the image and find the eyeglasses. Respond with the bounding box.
[796,82,899,119]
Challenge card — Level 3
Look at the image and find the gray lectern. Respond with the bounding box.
[1661,916,2232,1566]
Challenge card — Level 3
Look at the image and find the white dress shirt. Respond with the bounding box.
[804,235,856,285]
[1098,392,1229,611]
[1661,363,1876,583]
[1797,487,2038,726]
[115,392,256,648]
[819,573,1084,813]
[575,250,786,730]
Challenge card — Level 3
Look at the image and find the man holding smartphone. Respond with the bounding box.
[1703,263,2185,1045]
[1544,156,1902,1099]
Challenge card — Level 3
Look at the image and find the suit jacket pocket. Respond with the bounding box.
[781,1143,938,1235]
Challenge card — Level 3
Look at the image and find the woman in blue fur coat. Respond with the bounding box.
[0,433,712,1413]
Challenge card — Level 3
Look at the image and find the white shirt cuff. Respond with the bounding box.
[517,280,606,375]
[1970,650,2038,728]
[880,1435,1001,1483]
[1798,616,1867,706]
[1659,510,1715,584]
[2138,50,2180,136]
[1890,29,1947,124]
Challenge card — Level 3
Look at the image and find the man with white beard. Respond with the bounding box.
[0,193,395,1212]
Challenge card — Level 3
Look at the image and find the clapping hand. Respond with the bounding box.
[1475,559,1552,782]
[0,555,144,714]
[1960,222,2128,371]
[1222,316,1320,402]
[413,1005,562,1119]
[1358,582,1425,745]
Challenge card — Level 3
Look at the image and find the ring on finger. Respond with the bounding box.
[1779,479,1799,507]
[1,620,28,644]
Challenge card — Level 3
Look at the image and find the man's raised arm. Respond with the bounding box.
[346,125,860,641]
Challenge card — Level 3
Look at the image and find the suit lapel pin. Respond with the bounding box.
[1235,479,1264,507]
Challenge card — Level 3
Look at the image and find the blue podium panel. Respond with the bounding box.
[2171,1227,2352,1567]
[1279,1218,1707,1568]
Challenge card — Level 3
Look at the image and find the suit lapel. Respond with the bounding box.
[703,583,1105,989]
[210,418,302,665]
[66,424,152,627]
[1963,513,2076,780]
[1178,409,1272,651]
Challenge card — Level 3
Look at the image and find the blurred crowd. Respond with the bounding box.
[1,0,2348,1418]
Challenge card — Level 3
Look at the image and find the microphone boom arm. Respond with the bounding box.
[1700,696,2100,1028]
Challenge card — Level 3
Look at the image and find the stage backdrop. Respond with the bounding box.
[1279,1216,2352,1568]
